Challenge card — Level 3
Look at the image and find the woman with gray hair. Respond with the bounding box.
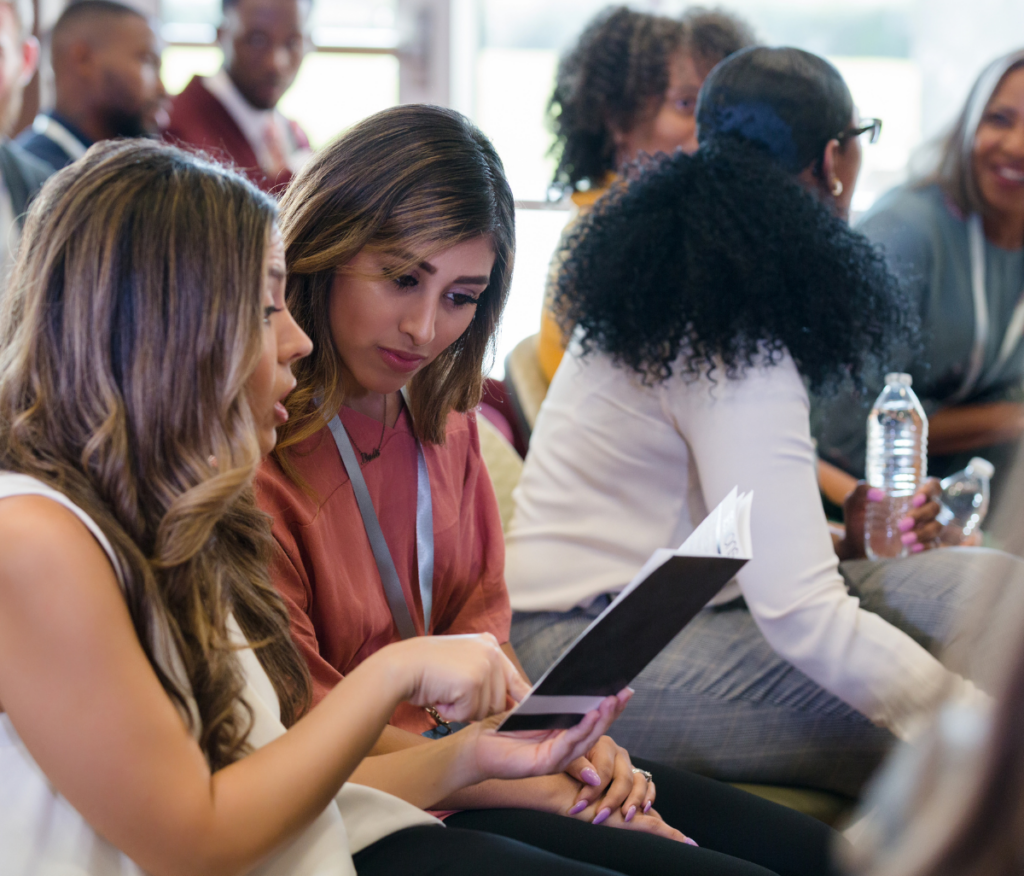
[814,50,1024,513]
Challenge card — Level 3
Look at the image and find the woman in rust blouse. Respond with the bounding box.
[257,103,837,876]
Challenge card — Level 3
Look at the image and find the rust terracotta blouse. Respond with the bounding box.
[256,404,511,733]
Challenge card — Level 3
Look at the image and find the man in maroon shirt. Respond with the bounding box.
[165,0,312,193]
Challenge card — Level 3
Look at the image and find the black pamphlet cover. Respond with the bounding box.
[498,554,746,731]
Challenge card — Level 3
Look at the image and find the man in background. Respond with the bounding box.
[165,0,312,193]
[0,0,52,286]
[17,0,168,171]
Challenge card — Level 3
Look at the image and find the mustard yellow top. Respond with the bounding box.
[538,177,615,383]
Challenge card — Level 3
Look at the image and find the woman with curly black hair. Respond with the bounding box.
[506,47,1020,797]
[538,4,756,381]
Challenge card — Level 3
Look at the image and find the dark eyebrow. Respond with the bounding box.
[268,267,286,280]
[415,260,488,285]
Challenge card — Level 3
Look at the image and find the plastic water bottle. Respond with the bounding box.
[864,373,928,559]
[937,457,993,542]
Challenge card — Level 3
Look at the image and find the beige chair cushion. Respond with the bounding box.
[504,333,549,432]
[477,413,524,533]
[731,784,855,827]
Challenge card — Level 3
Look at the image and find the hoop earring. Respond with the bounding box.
[831,178,844,197]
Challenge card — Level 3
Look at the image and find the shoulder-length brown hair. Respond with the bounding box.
[925,49,1024,215]
[0,140,310,771]
[274,104,515,459]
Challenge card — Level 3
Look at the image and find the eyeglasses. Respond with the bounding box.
[837,118,882,146]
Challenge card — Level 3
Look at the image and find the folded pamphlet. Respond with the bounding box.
[499,488,753,731]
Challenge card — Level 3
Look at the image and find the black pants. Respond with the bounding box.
[354,757,841,876]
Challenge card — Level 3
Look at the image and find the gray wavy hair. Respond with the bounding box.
[927,49,1024,216]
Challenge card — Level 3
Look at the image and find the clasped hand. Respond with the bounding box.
[837,478,947,560]
[560,716,693,844]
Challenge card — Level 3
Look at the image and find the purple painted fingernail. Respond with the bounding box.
[913,492,927,508]
[643,801,652,813]
[592,807,611,825]
[901,532,918,545]
[581,768,601,786]
[867,487,885,502]
[684,838,699,847]
[898,517,915,532]
[568,801,588,816]
[912,543,925,553]
[625,805,636,822]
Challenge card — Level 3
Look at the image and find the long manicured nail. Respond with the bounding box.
[913,492,927,507]
[684,838,699,847]
[581,768,601,786]
[867,488,885,502]
[901,532,918,546]
[912,543,925,553]
[568,800,588,815]
[643,801,652,813]
[625,805,636,822]
[592,807,611,825]
[898,516,915,532]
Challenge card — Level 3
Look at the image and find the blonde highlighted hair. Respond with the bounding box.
[0,140,310,771]
[274,103,515,464]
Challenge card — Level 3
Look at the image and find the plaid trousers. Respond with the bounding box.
[511,547,1018,798]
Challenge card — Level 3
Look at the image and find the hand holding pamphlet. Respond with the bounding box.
[499,488,753,731]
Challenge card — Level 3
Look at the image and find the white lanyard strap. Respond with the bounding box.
[31,114,87,162]
[952,214,990,404]
[998,286,1024,368]
[327,399,434,638]
[952,215,1024,403]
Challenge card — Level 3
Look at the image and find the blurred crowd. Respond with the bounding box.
[2,1,1024,875]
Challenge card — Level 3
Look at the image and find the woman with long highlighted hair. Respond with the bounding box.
[0,140,620,876]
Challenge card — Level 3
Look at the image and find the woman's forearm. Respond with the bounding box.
[352,715,578,813]
[191,649,424,875]
[352,737,579,811]
[928,402,1024,455]
[435,772,575,811]
[347,728,496,808]
[817,458,858,508]
[197,632,528,871]
[367,722,433,755]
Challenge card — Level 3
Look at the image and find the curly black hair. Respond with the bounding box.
[549,5,755,192]
[555,139,914,393]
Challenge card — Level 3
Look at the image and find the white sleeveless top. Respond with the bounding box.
[0,472,438,876]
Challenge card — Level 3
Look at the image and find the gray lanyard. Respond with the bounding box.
[327,392,434,638]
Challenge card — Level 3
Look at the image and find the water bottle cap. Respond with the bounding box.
[967,457,995,479]
[885,372,913,387]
